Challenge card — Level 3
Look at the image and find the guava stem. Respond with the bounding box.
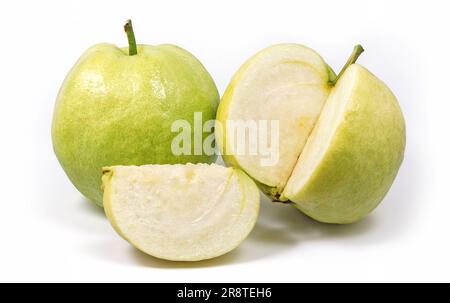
[124,19,137,56]
[328,44,364,86]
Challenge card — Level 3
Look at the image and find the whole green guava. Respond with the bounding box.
[52,22,219,206]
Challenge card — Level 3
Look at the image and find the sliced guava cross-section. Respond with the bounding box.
[216,44,332,195]
[102,163,260,261]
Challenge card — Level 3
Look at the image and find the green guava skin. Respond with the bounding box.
[52,43,219,206]
[285,64,406,224]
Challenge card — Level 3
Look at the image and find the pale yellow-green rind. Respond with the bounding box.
[215,44,334,199]
[101,167,125,240]
[285,64,406,224]
[52,44,219,206]
[101,166,260,262]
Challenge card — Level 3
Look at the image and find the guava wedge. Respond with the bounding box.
[102,163,260,261]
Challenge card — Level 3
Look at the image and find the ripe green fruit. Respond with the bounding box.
[216,44,406,224]
[102,164,260,261]
[52,21,219,206]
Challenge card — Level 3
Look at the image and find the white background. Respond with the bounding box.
[0,0,448,282]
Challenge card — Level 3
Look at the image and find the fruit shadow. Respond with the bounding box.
[81,150,419,268]
[236,149,420,263]
[245,197,376,251]
[127,245,246,269]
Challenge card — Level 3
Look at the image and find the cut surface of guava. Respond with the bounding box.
[217,44,331,193]
[282,65,355,198]
[102,163,260,261]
